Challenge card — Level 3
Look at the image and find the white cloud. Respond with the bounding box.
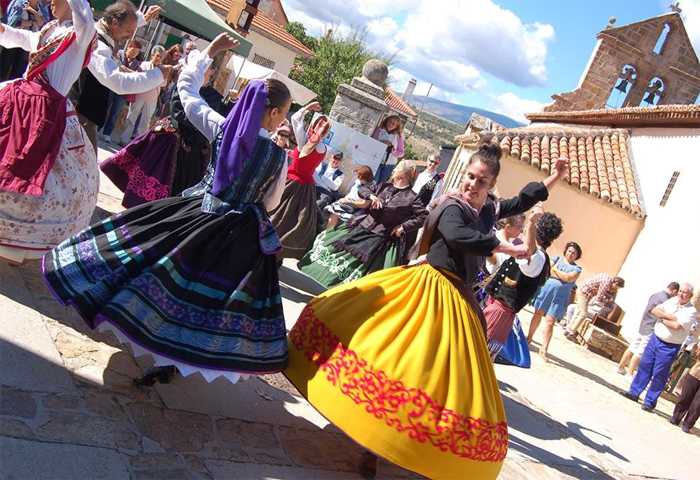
[490,92,546,123]
[283,0,556,96]
[681,0,700,56]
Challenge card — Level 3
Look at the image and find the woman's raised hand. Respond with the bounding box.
[208,33,240,58]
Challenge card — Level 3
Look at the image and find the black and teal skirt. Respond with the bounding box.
[42,195,287,382]
[298,225,403,289]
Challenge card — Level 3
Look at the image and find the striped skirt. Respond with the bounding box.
[42,195,287,382]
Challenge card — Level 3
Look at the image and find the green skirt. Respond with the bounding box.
[299,225,400,289]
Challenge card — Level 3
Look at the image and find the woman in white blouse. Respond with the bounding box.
[0,0,98,264]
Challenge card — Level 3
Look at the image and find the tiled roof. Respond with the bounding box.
[526,105,700,127]
[206,1,314,57]
[494,126,644,217]
[251,12,314,57]
[385,88,417,118]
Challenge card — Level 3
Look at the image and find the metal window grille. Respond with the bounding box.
[659,171,680,207]
[252,54,275,69]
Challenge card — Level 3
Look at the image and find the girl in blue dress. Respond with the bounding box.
[527,241,582,361]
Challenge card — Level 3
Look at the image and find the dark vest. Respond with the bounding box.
[486,252,550,312]
[318,162,344,182]
[73,33,113,127]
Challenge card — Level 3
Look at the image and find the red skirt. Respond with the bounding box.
[0,78,66,196]
[484,296,516,347]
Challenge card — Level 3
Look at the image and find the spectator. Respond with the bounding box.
[324,165,374,229]
[413,153,444,206]
[623,283,697,412]
[100,38,142,142]
[0,0,51,80]
[372,114,404,183]
[565,273,625,340]
[314,151,345,209]
[617,282,680,376]
[527,241,583,360]
[671,347,700,433]
[118,44,165,144]
[71,2,167,151]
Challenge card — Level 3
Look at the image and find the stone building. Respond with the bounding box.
[442,9,700,339]
[546,11,700,112]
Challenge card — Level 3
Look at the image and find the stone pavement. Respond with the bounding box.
[1,148,699,479]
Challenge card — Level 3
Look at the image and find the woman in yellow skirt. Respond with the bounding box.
[285,142,567,479]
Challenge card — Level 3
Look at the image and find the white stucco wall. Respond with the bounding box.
[616,128,700,340]
[245,30,297,76]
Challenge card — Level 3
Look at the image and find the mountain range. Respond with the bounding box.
[405,95,523,128]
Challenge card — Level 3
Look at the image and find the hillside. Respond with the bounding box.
[404,110,463,159]
[406,95,523,129]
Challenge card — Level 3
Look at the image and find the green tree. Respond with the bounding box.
[289,29,391,111]
[285,21,317,51]
[403,141,419,160]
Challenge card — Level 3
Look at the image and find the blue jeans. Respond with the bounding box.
[629,333,680,408]
[102,92,126,136]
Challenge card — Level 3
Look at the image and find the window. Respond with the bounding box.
[659,171,680,207]
[652,23,671,55]
[606,65,637,108]
[640,77,665,106]
[252,54,275,69]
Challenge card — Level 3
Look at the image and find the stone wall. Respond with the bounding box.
[329,69,389,137]
[545,12,700,112]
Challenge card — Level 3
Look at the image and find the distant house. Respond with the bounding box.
[208,0,314,77]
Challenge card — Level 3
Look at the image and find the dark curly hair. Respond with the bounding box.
[536,212,563,249]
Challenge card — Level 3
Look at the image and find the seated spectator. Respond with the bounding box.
[565,274,625,341]
[314,151,345,209]
[324,165,374,229]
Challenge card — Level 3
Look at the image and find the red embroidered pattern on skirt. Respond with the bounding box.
[112,152,170,202]
[290,305,509,462]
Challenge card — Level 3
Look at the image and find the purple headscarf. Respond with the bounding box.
[212,80,268,195]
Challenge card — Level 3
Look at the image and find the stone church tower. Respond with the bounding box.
[545,11,700,112]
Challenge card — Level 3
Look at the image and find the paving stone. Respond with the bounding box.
[142,436,166,453]
[85,391,128,421]
[0,436,129,479]
[35,410,128,448]
[0,387,37,419]
[42,393,84,410]
[278,426,364,472]
[0,417,35,439]
[199,440,251,463]
[183,454,214,480]
[216,418,279,450]
[205,459,365,479]
[129,453,184,471]
[0,264,76,394]
[127,403,214,453]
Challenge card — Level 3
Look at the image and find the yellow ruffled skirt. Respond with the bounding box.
[285,264,507,479]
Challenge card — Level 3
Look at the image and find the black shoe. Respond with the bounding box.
[681,425,691,434]
[641,404,653,412]
[134,366,178,387]
[670,417,681,426]
[620,391,638,402]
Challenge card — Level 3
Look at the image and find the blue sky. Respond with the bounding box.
[283,0,700,122]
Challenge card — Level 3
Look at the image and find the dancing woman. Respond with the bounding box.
[43,33,294,384]
[269,101,330,260]
[285,143,555,479]
[0,0,96,264]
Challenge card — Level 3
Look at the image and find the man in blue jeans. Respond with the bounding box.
[622,283,697,411]
[100,39,143,142]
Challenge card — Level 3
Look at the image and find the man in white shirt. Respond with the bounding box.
[72,2,168,151]
[624,283,697,411]
[314,151,344,209]
[412,154,444,207]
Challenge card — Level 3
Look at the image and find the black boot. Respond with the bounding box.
[358,451,377,480]
[134,366,178,387]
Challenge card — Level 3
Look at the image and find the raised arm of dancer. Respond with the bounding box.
[176,49,225,143]
[0,22,40,50]
[498,157,568,219]
[290,104,310,146]
[542,157,569,191]
[69,0,96,47]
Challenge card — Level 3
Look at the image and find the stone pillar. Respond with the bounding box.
[329,59,389,136]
